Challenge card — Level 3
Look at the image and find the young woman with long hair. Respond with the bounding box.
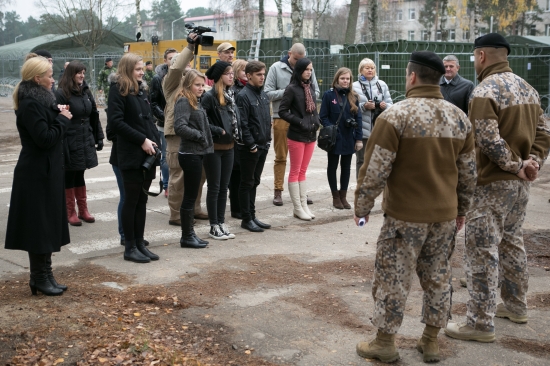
[201,62,242,240]
[174,69,214,248]
[278,57,319,221]
[6,56,73,296]
[107,53,160,264]
[55,61,104,227]
[319,67,362,209]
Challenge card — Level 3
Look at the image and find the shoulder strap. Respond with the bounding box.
[334,95,348,126]
[360,83,371,101]
[376,81,383,95]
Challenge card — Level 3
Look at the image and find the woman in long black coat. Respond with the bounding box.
[55,61,104,227]
[5,56,73,296]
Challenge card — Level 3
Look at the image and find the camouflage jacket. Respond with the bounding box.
[354,85,477,223]
[97,66,117,91]
[469,61,550,186]
[144,70,155,85]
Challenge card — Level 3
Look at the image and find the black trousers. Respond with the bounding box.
[120,169,152,242]
[238,147,268,222]
[178,154,204,210]
[327,153,353,191]
[203,149,234,225]
[65,170,85,188]
[229,146,241,214]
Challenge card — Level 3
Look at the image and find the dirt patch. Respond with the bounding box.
[451,303,467,316]
[527,292,550,309]
[499,336,550,359]
[524,230,550,268]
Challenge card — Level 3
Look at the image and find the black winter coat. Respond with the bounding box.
[201,88,241,145]
[5,81,70,253]
[107,77,160,170]
[174,97,214,155]
[235,83,272,150]
[231,79,246,96]
[55,83,104,171]
[149,64,168,125]
[278,82,319,143]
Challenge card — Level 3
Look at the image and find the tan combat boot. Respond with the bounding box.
[416,324,441,363]
[356,330,400,363]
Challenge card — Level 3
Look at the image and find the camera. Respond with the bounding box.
[373,96,381,111]
[345,118,358,128]
[142,146,161,171]
[185,22,216,47]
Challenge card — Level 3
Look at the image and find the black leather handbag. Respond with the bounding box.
[317,96,347,152]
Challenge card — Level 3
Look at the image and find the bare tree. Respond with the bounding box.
[345,0,360,44]
[291,0,303,44]
[135,0,142,38]
[274,0,284,36]
[259,0,264,31]
[310,0,330,38]
[36,0,125,56]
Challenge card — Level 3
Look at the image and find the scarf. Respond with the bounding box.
[223,88,241,144]
[302,81,315,113]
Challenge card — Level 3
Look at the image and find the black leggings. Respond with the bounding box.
[65,170,85,188]
[121,173,152,242]
[178,154,204,210]
[327,153,353,191]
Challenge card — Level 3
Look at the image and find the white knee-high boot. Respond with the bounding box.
[299,181,315,219]
[288,182,311,220]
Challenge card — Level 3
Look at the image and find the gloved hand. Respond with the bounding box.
[355,141,363,151]
[96,139,104,151]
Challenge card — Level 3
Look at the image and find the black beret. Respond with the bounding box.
[474,33,510,55]
[34,49,52,59]
[145,60,153,65]
[205,61,232,83]
[409,51,445,74]
[105,57,112,64]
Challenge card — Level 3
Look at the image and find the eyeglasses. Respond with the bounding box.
[223,72,234,76]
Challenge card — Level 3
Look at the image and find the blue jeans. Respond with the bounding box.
[112,165,125,240]
[159,130,169,189]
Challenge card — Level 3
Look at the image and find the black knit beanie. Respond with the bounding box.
[205,61,232,83]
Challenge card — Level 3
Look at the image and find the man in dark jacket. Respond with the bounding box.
[439,55,474,114]
[236,61,272,233]
[149,48,177,196]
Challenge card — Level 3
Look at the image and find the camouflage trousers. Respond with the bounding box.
[371,215,456,334]
[464,180,530,332]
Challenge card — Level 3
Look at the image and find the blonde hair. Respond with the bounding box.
[358,58,376,77]
[176,69,206,110]
[13,57,52,110]
[116,53,143,97]
[215,65,233,106]
[332,67,358,115]
[232,59,247,79]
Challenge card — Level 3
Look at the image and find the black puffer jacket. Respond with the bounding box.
[201,87,242,146]
[235,83,272,150]
[278,81,319,143]
[107,76,160,170]
[149,64,168,125]
[55,83,104,171]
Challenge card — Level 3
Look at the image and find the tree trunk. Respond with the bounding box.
[291,0,303,44]
[275,0,283,37]
[259,0,264,32]
[135,0,142,38]
[345,0,360,44]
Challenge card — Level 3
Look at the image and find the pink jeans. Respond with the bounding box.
[287,138,316,183]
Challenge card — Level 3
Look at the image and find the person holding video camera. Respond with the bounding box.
[174,69,214,248]
[107,53,160,264]
[319,67,362,210]
[352,58,392,179]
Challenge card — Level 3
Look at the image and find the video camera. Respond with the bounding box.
[185,22,216,47]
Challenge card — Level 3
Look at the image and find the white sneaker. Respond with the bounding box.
[209,225,228,240]
[219,223,235,239]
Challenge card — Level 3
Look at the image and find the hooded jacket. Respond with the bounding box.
[352,76,393,140]
[264,54,320,118]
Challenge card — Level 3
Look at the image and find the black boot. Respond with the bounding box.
[28,253,63,296]
[180,208,207,248]
[124,239,151,263]
[45,253,67,291]
[136,238,159,260]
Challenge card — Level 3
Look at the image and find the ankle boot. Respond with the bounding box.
[339,189,351,209]
[356,330,400,363]
[65,188,82,226]
[298,181,314,219]
[74,186,95,223]
[180,208,207,248]
[45,254,67,291]
[289,182,311,220]
[28,253,63,296]
[416,325,441,363]
[123,239,150,263]
[332,190,344,209]
[136,238,159,260]
[273,189,283,206]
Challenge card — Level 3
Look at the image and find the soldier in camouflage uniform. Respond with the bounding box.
[444,34,550,343]
[97,58,117,108]
[143,61,155,85]
[354,51,477,363]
